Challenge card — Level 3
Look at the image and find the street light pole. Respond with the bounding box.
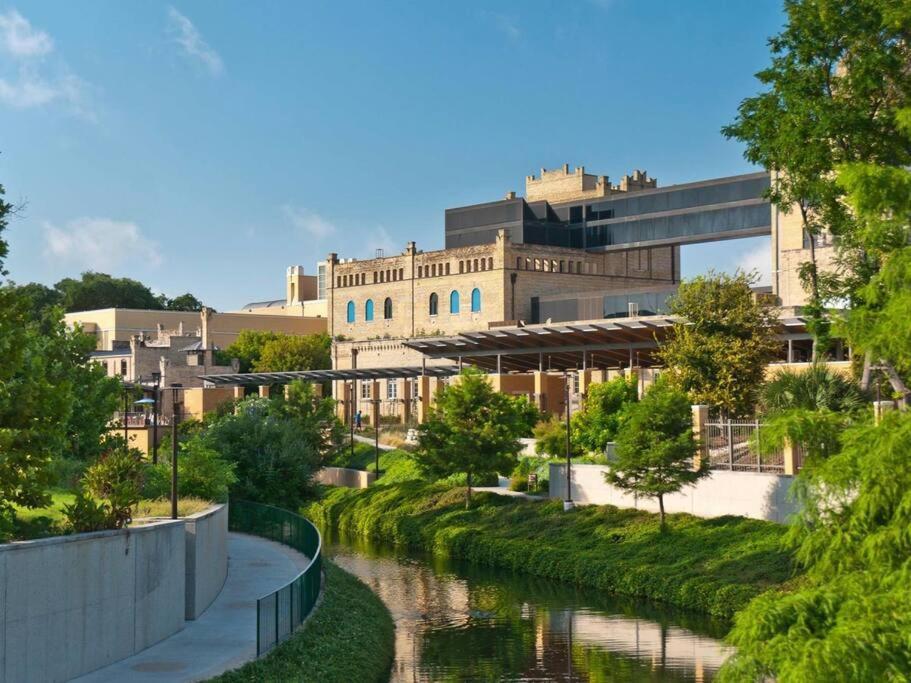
[373,396,380,479]
[151,371,161,465]
[170,383,182,520]
[564,370,573,511]
[122,388,129,444]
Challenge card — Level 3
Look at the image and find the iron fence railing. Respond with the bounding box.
[701,419,785,474]
[228,499,323,656]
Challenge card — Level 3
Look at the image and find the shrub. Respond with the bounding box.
[571,375,638,454]
[534,416,583,458]
[144,441,237,502]
[761,363,868,415]
[62,491,110,533]
[508,473,528,491]
[82,447,145,528]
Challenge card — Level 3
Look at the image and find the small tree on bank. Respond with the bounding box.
[606,380,706,529]
[417,369,538,508]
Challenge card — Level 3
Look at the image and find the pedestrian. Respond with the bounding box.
[355,409,363,431]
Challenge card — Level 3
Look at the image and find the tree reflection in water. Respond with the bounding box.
[323,528,733,682]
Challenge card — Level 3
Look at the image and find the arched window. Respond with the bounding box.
[450,290,460,314]
[346,300,355,323]
[365,299,374,321]
[384,297,393,319]
[429,293,438,316]
[471,288,481,313]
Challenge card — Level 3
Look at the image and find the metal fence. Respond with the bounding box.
[228,499,323,656]
[701,419,785,473]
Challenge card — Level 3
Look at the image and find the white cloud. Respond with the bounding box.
[0,10,53,58]
[736,242,772,287]
[282,205,336,239]
[167,7,223,76]
[0,10,91,116]
[43,218,163,271]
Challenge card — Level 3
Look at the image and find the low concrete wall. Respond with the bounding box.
[185,503,228,620]
[549,463,798,523]
[0,519,186,682]
[316,466,376,488]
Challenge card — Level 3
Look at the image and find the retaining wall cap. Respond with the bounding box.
[0,517,184,553]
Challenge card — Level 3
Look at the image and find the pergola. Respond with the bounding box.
[198,364,460,386]
[401,316,679,373]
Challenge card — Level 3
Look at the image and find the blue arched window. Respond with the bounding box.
[384,297,393,319]
[449,290,460,314]
[429,293,438,316]
[346,300,355,323]
[471,288,481,312]
[365,299,374,321]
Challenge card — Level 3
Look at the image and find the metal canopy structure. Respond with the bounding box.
[198,364,460,387]
[403,316,679,372]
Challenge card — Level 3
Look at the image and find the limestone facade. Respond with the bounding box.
[525,163,657,203]
[327,230,678,341]
[771,202,837,308]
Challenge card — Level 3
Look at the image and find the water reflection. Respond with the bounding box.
[323,529,733,682]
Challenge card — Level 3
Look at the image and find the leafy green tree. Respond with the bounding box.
[81,446,146,529]
[417,369,537,508]
[720,411,911,681]
[55,271,164,312]
[0,182,9,275]
[723,0,911,361]
[255,333,332,372]
[533,416,582,458]
[570,375,638,454]
[190,392,336,509]
[277,380,345,456]
[657,271,779,417]
[10,282,63,314]
[164,292,205,311]
[144,440,237,502]
[606,380,706,529]
[220,329,280,372]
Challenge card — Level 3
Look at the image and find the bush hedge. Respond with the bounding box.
[210,561,394,683]
[305,482,795,620]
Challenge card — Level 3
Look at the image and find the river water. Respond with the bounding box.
[323,529,733,682]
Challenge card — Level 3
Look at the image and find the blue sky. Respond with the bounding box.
[1,2,783,311]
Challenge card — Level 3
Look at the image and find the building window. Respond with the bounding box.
[384,297,393,319]
[120,359,127,376]
[365,299,374,321]
[361,382,371,399]
[559,260,565,273]
[417,266,423,278]
[346,301,355,323]
[429,292,438,316]
[488,257,493,270]
[450,290,460,314]
[471,288,481,313]
[317,263,327,300]
[398,268,404,280]
[387,381,398,400]
[473,258,478,271]
[412,380,420,398]
[460,261,465,273]
[445,263,450,275]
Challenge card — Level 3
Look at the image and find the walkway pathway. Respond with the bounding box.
[475,475,545,501]
[353,433,397,451]
[74,533,310,683]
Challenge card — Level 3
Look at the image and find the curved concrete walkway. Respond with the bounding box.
[74,532,310,683]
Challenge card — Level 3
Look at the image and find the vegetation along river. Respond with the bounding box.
[323,528,733,682]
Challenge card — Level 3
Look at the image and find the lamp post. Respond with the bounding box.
[373,396,381,479]
[151,371,161,464]
[564,378,571,502]
[122,385,130,444]
[170,383,183,520]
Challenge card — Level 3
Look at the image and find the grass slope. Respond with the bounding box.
[305,481,794,621]
[210,561,394,683]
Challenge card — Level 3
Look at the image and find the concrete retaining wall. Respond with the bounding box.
[316,466,376,488]
[549,463,798,523]
[0,519,186,683]
[184,503,228,620]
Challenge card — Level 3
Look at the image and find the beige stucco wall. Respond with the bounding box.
[66,308,327,351]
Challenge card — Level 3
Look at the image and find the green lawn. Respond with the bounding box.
[305,481,796,621]
[11,488,75,540]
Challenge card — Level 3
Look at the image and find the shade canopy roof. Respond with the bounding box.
[198,365,460,386]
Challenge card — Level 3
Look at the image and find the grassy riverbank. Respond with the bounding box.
[211,561,394,683]
[305,481,795,620]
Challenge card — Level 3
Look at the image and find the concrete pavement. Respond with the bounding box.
[73,532,310,683]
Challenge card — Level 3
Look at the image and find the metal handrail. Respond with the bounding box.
[228,499,323,656]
